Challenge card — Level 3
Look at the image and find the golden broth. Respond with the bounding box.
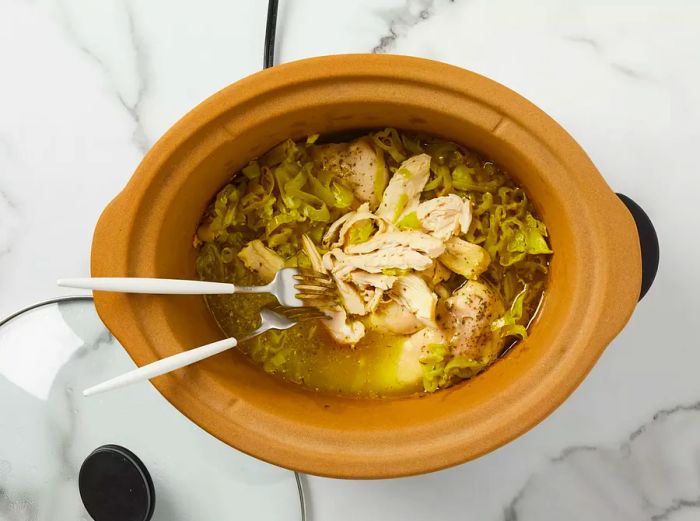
[206,291,421,396]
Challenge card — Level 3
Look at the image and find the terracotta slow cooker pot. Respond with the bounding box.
[91,54,658,478]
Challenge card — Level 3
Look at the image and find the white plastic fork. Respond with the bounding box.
[82,305,327,397]
[58,267,336,308]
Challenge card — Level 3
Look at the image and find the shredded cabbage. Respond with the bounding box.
[420,343,448,392]
[195,138,356,285]
[491,285,529,339]
[420,343,487,392]
[373,128,406,163]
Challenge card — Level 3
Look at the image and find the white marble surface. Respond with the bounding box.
[1,0,699,519]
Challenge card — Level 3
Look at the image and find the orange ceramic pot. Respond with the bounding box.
[91,55,658,478]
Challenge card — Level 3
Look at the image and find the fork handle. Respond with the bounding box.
[57,277,240,294]
[83,336,239,397]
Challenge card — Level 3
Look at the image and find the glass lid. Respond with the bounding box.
[0,296,305,521]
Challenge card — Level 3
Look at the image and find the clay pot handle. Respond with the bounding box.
[616,193,659,301]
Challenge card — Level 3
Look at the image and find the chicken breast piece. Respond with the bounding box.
[302,233,369,340]
[323,247,436,274]
[368,299,424,335]
[322,203,390,249]
[436,280,505,360]
[363,287,384,313]
[335,277,367,315]
[323,308,366,345]
[376,154,431,221]
[348,271,397,290]
[311,138,386,208]
[418,260,452,286]
[312,239,367,316]
[301,234,326,274]
[346,270,395,314]
[238,240,285,283]
[416,194,472,241]
[390,274,438,326]
[396,327,447,386]
[344,230,445,258]
[439,237,490,279]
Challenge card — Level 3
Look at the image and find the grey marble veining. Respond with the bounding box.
[115,1,150,153]
[53,0,151,152]
[506,402,700,520]
[564,35,602,53]
[564,34,649,81]
[372,0,443,53]
[0,133,19,260]
[0,190,19,258]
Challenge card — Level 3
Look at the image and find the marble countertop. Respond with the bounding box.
[1,0,699,519]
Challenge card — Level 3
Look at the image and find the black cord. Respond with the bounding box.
[264,0,279,68]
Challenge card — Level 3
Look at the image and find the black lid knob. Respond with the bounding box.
[79,444,155,521]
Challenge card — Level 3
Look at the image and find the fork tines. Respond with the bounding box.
[292,268,337,306]
[293,268,334,287]
[266,303,328,321]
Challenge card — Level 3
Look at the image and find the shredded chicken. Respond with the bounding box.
[344,230,444,257]
[322,203,390,249]
[369,300,424,335]
[300,148,497,353]
[348,271,397,291]
[416,194,472,241]
[376,154,431,221]
[324,308,366,345]
[390,274,437,327]
[334,277,367,315]
[324,247,435,274]
[302,234,367,342]
[363,287,384,313]
[324,270,396,316]
[301,234,325,273]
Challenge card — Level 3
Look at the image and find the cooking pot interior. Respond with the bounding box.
[127,98,577,434]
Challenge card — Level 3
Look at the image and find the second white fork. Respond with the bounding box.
[82,304,327,397]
